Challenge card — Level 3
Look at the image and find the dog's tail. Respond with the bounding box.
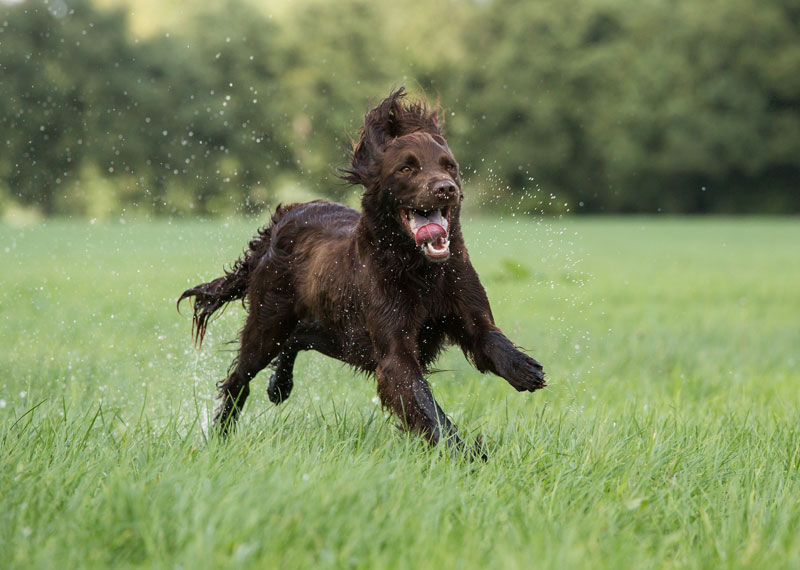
[177,207,288,348]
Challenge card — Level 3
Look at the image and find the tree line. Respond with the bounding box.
[1,0,798,217]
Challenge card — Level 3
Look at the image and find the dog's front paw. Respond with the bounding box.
[505,352,546,392]
[441,432,487,462]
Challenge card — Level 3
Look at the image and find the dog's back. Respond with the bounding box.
[254,200,364,327]
[267,200,359,256]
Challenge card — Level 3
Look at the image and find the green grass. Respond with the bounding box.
[1,215,799,569]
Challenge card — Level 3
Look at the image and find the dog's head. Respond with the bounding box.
[344,88,463,263]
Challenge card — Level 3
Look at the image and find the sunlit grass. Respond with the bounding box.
[2,216,799,569]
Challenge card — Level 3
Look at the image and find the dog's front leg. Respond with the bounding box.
[450,266,546,392]
[374,343,463,451]
[471,329,546,392]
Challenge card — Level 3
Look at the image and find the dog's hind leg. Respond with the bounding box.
[214,301,297,434]
[267,321,345,404]
[266,350,297,405]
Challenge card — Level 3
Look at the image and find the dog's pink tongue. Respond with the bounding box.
[414,223,447,246]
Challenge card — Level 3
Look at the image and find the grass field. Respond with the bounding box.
[1,215,799,569]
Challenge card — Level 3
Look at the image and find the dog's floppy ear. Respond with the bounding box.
[342,87,443,188]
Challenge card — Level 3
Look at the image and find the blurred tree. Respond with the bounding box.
[133,0,293,215]
[1,0,798,216]
[0,0,135,214]
[453,0,800,213]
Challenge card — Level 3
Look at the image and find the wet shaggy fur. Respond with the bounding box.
[179,88,545,457]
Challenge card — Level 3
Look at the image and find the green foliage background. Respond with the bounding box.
[1,0,799,216]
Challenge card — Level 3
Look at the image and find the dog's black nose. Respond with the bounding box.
[433,179,458,199]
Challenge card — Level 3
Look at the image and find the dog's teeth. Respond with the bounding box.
[424,238,450,256]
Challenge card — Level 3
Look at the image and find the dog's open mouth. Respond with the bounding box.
[400,206,451,260]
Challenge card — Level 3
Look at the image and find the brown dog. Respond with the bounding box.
[179,88,545,456]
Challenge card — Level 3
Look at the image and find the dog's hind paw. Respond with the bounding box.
[267,372,293,404]
[472,435,489,462]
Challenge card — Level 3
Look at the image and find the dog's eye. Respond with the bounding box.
[399,165,413,175]
[445,162,458,172]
